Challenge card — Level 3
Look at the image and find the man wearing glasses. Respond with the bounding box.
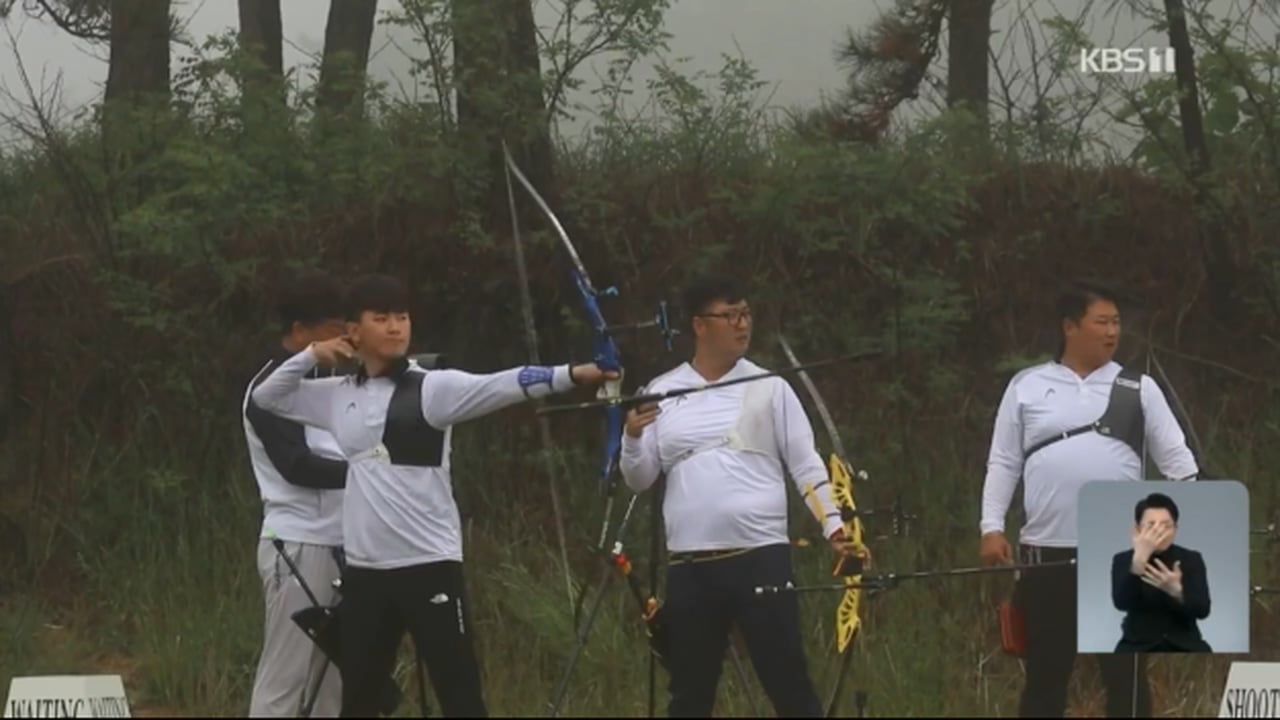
[620,272,860,717]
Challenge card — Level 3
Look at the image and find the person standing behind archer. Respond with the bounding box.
[250,273,619,717]
[619,273,861,718]
[978,281,1200,718]
[1111,492,1211,652]
[244,269,350,717]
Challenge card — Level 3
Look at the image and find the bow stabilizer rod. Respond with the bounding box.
[755,559,1077,594]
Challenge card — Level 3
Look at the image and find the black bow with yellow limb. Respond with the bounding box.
[778,334,913,718]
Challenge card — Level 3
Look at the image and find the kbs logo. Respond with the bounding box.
[1079,47,1176,74]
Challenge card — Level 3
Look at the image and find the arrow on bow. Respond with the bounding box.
[536,349,884,415]
[755,559,1078,594]
[777,334,914,718]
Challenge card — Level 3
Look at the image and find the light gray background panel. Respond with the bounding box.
[1076,480,1249,654]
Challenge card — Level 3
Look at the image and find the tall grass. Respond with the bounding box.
[1,404,1273,716]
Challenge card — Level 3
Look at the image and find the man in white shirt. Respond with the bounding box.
[244,270,350,717]
[250,273,618,718]
[979,281,1199,717]
[620,273,858,717]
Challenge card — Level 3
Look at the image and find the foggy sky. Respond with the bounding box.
[0,0,1274,149]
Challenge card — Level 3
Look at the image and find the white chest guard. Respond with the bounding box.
[665,377,778,471]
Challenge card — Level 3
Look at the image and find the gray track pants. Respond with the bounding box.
[249,539,343,717]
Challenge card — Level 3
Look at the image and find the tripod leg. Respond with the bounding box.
[646,479,664,719]
[418,651,431,717]
[545,567,617,716]
[823,645,855,717]
[299,657,330,718]
[727,634,761,717]
[647,650,656,718]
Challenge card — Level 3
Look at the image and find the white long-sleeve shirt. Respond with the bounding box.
[620,359,845,553]
[251,346,577,569]
[980,360,1198,547]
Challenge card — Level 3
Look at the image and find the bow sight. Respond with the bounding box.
[603,300,679,350]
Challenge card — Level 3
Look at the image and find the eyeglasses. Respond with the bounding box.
[698,309,752,326]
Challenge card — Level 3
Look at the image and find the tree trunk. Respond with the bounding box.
[453,0,552,209]
[316,0,377,120]
[505,0,554,190]
[238,0,283,82]
[238,0,285,134]
[452,0,504,173]
[1163,0,1237,322]
[945,0,992,133]
[0,286,16,446]
[104,0,171,104]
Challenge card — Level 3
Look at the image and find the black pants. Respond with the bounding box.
[664,543,822,717]
[1015,546,1150,718]
[339,561,486,717]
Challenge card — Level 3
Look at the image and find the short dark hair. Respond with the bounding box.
[345,274,411,321]
[1134,492,1179,525]
[1055,280,1121,358]
[681,273,748,331]
[277,269,344,335]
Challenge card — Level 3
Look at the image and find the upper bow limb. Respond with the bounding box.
[776,380,844,540]
[1140,376,1199,481]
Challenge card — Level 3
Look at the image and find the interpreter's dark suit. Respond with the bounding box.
[1111,543,1212,653]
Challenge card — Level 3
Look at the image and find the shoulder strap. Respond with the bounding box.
[1023,366,1146,462]
[1096,366,1145,458]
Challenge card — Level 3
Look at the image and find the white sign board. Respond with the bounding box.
[1220,663,1280,717]
[3,676,131,718]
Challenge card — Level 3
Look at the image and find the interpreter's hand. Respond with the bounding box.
[1141,558,1183,599]
[569,363,622,386]
[980,531,1013,567]
[624,401,661,438]
[1131,523,1171,568]
[310,336,356,367]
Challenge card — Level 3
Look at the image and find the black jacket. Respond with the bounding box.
[1111,543,1211,652]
